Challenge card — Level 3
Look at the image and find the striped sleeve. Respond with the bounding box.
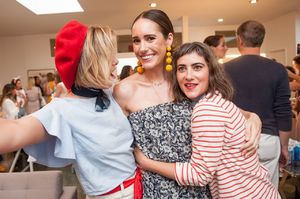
[175,99,228,186]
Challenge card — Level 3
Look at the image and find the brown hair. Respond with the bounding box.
[237,20,265,47]
[0,83,16,106]
[171,42,234,102]
[203,35,224,47]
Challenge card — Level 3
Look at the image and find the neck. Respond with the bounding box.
[144,68,166,84]
[240,47,261,55]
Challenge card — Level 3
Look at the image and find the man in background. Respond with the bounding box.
[224,20,292,188]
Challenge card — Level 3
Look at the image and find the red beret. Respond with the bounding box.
[55,20,88,89]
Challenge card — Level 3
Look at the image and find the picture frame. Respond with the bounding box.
[27,68,55,79]
[215,30,237,48]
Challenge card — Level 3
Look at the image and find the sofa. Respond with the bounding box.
[0,170,77,199]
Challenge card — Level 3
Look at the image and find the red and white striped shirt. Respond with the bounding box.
[175,93,278,199]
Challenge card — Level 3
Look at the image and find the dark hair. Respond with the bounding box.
[237,20,265,47]
[132,9,174,40]
[120,65,133,80]
[293,55,300,65]
[0,83,16,105]
[11,78,20,86]
[203,35,224,47]
[171,42,234,102]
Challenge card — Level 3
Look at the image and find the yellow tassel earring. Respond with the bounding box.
[136,60,144,74]
[165,46,173,72]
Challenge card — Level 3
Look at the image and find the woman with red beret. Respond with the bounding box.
[0,21,141,199]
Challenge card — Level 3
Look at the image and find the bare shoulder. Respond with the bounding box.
[113,74,140,114]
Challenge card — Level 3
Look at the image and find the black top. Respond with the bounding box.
[224,55,292,136]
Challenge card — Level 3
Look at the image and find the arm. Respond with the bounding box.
[289,81,300,91]
[113,81,133,116]
[54,84,62,98]
[275,68,292,167]
[279,130,290,167]
[287,69,300,82]
[134,147,176,180]
[0,116,48,153]
[239,110,261,155]
[135,103,224,187]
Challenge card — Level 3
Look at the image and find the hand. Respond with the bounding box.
[241,113,261,156]
[279,146,289,168]
[134,147,150,170]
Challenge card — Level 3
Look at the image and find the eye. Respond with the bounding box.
[132,38,140,44]
[192,64,203,71]
[146,36,156,42]
[177,65,186,73]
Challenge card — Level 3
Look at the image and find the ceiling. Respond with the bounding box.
[0,0,299,37]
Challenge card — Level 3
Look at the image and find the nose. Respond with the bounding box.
[185,67,193,81]
[139,40,148,52]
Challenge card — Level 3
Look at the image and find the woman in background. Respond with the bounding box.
[26,77,42,114]
[11,77,27,117]
[1,83,19,120]
[120,65,134,80]
[203,35,228,60]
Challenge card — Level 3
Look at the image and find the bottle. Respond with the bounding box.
[288,146,293,165]
[293,143,300,166]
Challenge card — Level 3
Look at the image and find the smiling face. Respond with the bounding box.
[131,18,173,70]
[176,52,209,101]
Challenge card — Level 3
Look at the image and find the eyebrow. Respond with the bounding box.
[177,62,205,66]
[132,34,157,39]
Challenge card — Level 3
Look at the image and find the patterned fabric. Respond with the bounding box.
[128,100,211,199]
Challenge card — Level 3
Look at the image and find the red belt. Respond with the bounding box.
[101,168,143,199]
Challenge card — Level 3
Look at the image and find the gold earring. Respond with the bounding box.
[165,46,172,72]
[136,60,144,74]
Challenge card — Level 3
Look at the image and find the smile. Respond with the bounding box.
[184,83,198,90]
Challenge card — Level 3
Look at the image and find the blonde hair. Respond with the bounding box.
[27,77,35,90]
[75,26,117,89]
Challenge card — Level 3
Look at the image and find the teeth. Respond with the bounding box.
[141,55,153,60]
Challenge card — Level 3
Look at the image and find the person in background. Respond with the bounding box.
[114,9,261,198]
[44,72,55,103]
[134,42,279,199]
[25,77,42,114]
[11,77,27,118]
[1,83,19,120]
[120,65,134,80]
[53,71,68,98]
[203,35,228,60]
[34,76,44,96]
[0,20,142,199]
[224,20,292,188]
[0,83,19,171]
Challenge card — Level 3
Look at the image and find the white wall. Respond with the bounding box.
[0,34,55,89]
[264,11,298,65]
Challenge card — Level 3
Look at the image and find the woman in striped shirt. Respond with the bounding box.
[134,42,280,198]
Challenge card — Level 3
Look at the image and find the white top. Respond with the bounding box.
[24,89,136,196]
[1,98,19,119]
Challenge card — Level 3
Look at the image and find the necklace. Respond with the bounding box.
[145,75,165,101]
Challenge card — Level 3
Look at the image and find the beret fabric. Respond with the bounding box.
[55,20,88,89]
